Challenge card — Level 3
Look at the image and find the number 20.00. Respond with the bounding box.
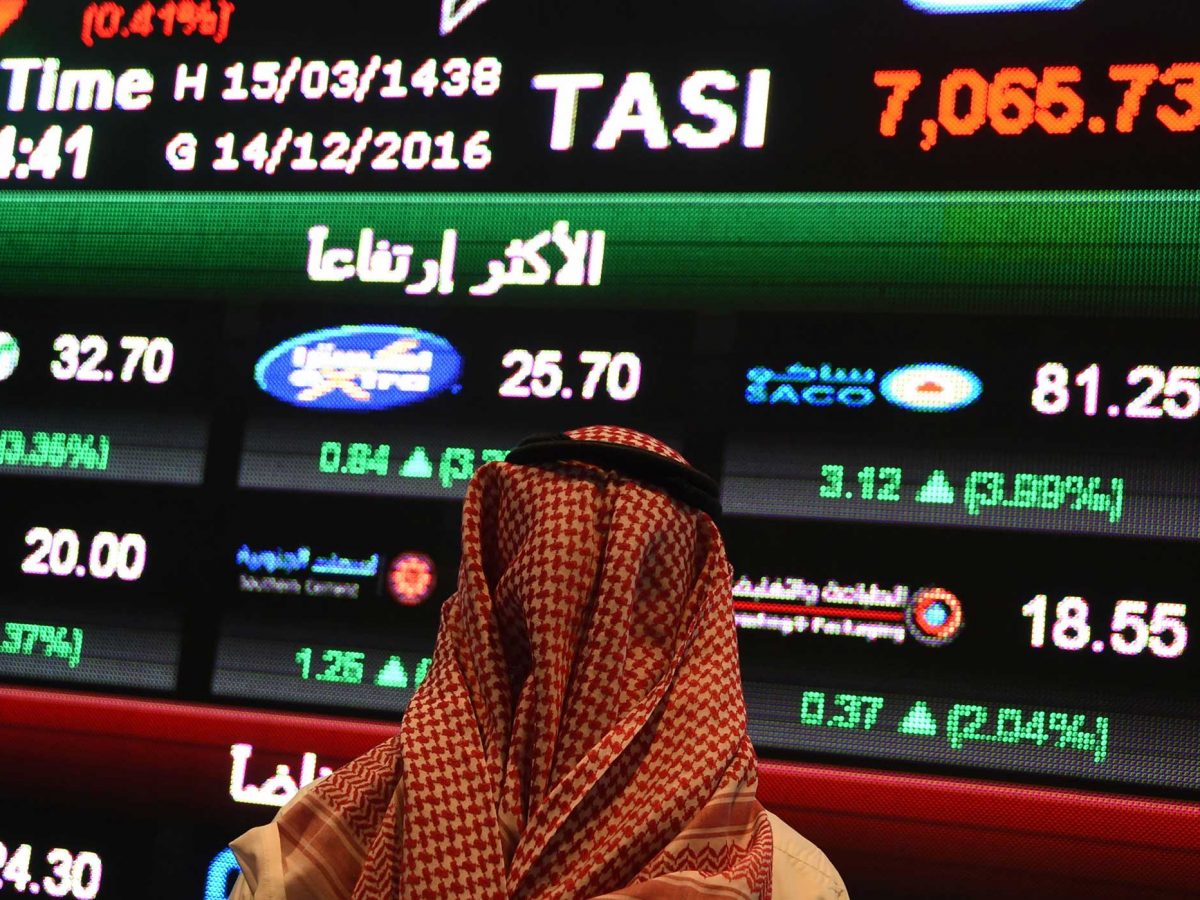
[22,527,147,582]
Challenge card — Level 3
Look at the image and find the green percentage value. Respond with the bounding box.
[0,429,110,472]
[818,464,1124,524]
[1,621,84,668]
[318,441,509,489]
[946,703,1109,765]
[294,646,432,690]
[798,690,1110,765]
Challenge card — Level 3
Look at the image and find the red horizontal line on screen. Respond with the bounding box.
[734,602,904,621]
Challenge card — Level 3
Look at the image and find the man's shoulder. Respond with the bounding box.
[765,810,850,900]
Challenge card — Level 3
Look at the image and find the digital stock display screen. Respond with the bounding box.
[1,0,1198,894]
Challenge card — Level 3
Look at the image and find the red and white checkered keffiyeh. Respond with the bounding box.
[259,426,774,898]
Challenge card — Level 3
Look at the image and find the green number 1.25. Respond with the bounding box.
[295,647,366,684]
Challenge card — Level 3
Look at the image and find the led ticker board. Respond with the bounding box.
[207,494,454,715]
[723,313,1198,537]
[9,1,1200,193]
[720,311,1196,791]
[0,302,214,486]
[236,306,679,499]
[0,486,198,692]
[726,514,1199,793]
[1,2,1199,874]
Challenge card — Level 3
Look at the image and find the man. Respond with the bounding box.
[230,426,847,899]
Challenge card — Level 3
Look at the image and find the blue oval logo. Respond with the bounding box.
[880,364,982,413]
[255,325,462,411]
[905,0,1084,12]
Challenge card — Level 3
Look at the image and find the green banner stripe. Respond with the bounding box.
[1,191,1197,314]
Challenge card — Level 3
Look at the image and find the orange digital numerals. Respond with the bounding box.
[876,62,1200,150]
[873,70,921,137]
[1112,63,1200,133]
[81,0,234,47]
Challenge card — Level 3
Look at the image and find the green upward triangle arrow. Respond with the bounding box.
[374,656,408,688]
[399,446,434,479]
[915,470,955,504]
[897,701,938,736]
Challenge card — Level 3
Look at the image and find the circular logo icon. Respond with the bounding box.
[880,364,982,413]
[0,332,18,382]
[905,587,964,647]
[388,552,436,606]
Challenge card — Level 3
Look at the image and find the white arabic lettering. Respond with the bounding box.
[229,743,335,808]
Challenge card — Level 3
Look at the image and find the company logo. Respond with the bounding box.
[388,552,437,606]
[255,325,462,411]
[880,364,981,412]
[747,361,981,413]
[746,363,876,408]
[734,573,964,649]
[235,542,383,600]
[905,0,1084,12]
[905,587,964,646]
[0,1,27,38]
[0,332,17,382]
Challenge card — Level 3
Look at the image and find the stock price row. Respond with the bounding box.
[3,311,1195,420]
[4,490,1191,698]
[1,314,1195,535]
[743,682,1199,792]
[722,439,1199,541]
[0,485,1194,798]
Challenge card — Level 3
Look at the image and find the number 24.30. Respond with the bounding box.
[0,841,102,899]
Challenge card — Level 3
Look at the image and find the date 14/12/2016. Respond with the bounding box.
[166,128,492,176]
